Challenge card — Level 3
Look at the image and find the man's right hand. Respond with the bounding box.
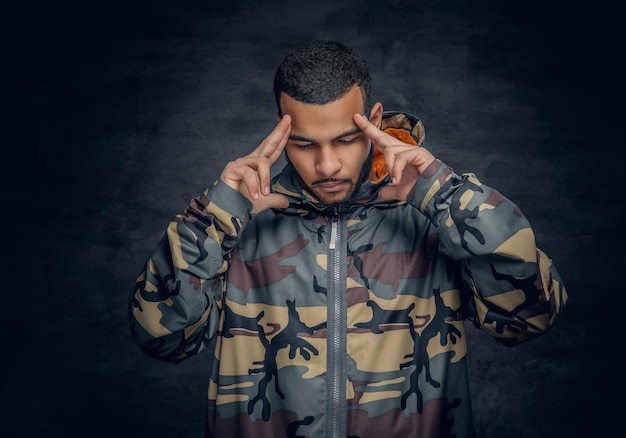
[220,115,291,212]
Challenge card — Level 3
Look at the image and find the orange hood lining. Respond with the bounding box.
[372,118,424,181]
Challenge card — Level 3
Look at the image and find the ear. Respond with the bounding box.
[368,102,383,128]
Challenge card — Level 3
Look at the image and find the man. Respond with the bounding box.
[129,40,567,437]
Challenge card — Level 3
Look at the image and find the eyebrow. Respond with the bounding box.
[289,128,363,143]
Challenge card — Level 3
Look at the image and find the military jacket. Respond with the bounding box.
[130,112,567,437]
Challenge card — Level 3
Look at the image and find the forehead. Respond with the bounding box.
[280,86,365,137]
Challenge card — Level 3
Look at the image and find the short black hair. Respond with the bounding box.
[273,40,371,115]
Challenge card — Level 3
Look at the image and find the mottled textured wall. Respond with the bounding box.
[3,1,623,436]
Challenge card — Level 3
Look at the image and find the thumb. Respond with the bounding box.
[377,185,396,202]
[267,193,290,210]
[378,184,412,203]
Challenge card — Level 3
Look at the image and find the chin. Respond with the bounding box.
[315,188,354,206]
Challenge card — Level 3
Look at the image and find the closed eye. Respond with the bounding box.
[293,142,316,150]
[337,136,359,145]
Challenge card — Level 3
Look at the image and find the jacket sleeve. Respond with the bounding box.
[409,160,568,346]
[129,180,252,362]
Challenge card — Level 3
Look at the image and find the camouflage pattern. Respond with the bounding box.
[129,112,567,437]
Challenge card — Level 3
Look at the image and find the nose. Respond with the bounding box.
[315,145,342,177]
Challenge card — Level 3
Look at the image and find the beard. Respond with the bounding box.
[286,144,374,211]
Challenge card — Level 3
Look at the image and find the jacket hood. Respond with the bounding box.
[270,111,425,216]
[372,111,425,180]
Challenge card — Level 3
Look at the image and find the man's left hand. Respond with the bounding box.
[353,113,436,202]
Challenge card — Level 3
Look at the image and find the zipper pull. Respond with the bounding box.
[329,218,338,250]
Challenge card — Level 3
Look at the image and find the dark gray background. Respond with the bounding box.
[2,0,624,437]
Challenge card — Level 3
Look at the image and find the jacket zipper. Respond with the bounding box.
[326,212,347,438]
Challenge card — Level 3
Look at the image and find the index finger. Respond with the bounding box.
[353,113,400,150]
[253,115,291,164]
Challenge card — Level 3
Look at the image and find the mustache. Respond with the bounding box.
[312,177,352,186]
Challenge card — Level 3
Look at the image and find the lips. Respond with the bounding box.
[316,181,347,193]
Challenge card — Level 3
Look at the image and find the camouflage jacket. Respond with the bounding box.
[129,112,567,438]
